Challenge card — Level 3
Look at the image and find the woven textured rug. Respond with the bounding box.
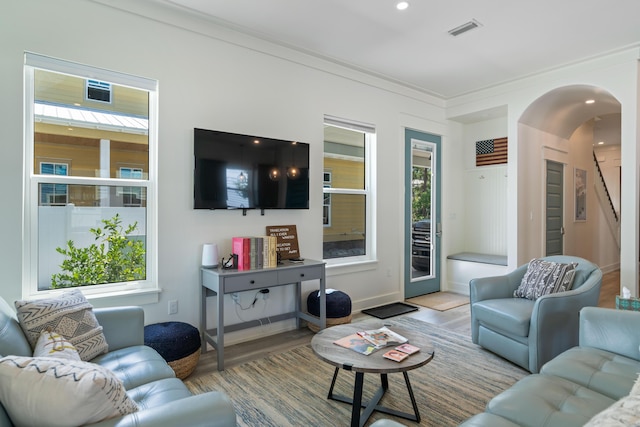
[185,317,526,427]
[407,292,470,311]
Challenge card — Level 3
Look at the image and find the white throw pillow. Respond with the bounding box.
[15,289,108,361]
[0,355,138,427]
[33,330,81,361]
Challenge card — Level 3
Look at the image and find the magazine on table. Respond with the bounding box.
[333,333,378,355]
[356,326,408,349]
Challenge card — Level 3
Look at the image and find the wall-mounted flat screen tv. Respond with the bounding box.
[194,128,309,210]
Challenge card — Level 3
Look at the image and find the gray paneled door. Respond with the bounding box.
[546,160,564,255]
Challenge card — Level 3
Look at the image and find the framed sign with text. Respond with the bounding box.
[266,225,300,259]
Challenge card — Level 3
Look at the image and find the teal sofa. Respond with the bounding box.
[461,306,640,426]
[0,297,236,427]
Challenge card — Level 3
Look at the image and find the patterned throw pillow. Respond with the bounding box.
[33,330,81,361]
[513,258,578,300]
[0,356,138,427]
[15,289,108,361]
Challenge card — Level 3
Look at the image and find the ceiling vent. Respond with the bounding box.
[448,19,482,37]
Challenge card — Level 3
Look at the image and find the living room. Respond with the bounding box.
[2,1,640,425]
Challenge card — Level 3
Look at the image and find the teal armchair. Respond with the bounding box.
[470,256,603,373]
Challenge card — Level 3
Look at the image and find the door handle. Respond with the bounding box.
[560,226,565,235]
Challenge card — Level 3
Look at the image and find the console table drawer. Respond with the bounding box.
[224,271,279,292]
[278,265,323,284]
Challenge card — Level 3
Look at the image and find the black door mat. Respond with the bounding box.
[361,302,418,319]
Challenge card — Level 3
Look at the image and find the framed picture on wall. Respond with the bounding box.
[574,168,587,222]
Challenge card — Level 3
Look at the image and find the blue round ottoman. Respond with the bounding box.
[144,322,200,379]
[306,290,352,332]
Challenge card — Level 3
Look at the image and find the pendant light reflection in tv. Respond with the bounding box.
[287,142,300,180]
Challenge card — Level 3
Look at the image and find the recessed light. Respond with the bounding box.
[598,141,605,145]
[396,1,409,10]
[253,139,260,144]
[585,99,595,104]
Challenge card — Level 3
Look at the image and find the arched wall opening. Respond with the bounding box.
[516,84,621,273]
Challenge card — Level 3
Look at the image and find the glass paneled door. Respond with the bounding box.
[405,129,441,298]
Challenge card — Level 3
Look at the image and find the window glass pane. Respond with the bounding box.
[38,184,146,291]
[33,69,149,180]
[322,194,366,259]
[323,126,365,190]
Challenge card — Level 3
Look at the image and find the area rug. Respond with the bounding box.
[361,302,419,319]
[407,291,469,311]
[184,317,527,427]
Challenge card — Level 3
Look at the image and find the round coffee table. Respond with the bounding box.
[311,321,435,427]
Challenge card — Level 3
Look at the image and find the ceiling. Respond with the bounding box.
[164,0,640,99]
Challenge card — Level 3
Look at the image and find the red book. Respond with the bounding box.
[232,237,251,270]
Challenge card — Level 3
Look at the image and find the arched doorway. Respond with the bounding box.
[517,85,621,270]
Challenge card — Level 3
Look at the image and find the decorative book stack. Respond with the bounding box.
[231,236,278,270]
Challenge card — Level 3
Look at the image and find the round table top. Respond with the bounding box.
[311,321,435,374]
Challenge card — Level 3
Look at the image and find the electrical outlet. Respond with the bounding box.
[231,292,239,302]
[168,300,178,315]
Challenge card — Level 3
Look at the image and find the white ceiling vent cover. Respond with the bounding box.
[448,19,482,37]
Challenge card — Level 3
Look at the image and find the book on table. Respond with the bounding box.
[383,349,409,362]
[395,343,420,355]
[356,326,408,349]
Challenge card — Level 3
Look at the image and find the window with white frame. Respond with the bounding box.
[24,53,157,295]
[322,115,375,263]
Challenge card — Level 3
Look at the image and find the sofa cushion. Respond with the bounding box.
[473,298,535,337]
[514,258,578,300]
[91,344,176,390]
[486,374,615,427]
[541,346,640,400]
[33,329,81,361]
[128,378,193,410]
[0,355,138,427]
[15,289,108,361]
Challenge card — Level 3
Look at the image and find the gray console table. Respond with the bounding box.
[200,259,326,370]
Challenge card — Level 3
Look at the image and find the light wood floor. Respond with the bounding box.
[189,269,620,379]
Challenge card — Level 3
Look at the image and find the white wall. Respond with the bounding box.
[1,0,452,344]
[447,49,639,288]
[461,117,508,255]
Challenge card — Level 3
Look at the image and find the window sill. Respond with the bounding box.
[325,259,378,277]
[85,287,160,308]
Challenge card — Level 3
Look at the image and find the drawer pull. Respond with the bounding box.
[250,280,255,284]
[300,274,305,278]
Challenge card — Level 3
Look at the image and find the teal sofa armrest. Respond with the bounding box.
[528,267,602,372]
[93,307,144,351]
[580,306,640,361]
[85,392,236,427]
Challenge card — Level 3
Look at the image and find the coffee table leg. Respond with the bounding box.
[351,372,364,427]
[403,371,421,422]
[327,368,340,399]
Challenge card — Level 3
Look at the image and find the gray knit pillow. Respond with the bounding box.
[15,289,108,361]
[513,258,578,300]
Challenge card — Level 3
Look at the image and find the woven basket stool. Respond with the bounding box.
[144,321,201,379]
[306,290,352,333]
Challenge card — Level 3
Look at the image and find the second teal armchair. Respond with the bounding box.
[470,255,602,373]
